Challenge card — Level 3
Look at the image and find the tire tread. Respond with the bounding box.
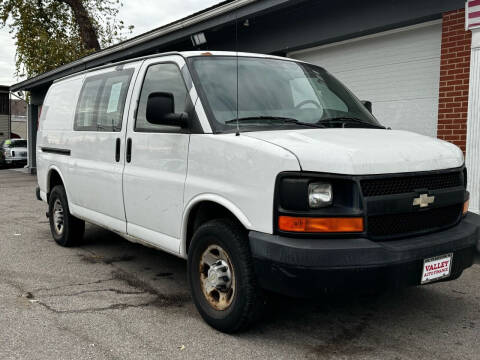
[49,185,85,247]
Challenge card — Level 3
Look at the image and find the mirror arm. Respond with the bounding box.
[164,112,189,128]
[361,100,372,114]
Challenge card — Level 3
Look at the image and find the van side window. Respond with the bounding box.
[74,69,134,131]
[135,63,188,132]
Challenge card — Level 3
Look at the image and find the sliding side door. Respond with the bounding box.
[68,63,139,233]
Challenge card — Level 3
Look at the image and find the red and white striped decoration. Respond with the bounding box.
[467,0,480,30]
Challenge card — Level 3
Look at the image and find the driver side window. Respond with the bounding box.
[135,63,188,132]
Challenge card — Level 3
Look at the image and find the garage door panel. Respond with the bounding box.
[289,22,442,137]
[297,24,442,72]
[338,59,440,101]
[374,98,439,135]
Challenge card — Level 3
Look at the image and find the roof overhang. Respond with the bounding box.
[10,0,465,93]
[10,0,294,92]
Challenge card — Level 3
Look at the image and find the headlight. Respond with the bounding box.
[308,182,332,208]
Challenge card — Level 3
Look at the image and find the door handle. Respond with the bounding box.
[126,138,132,163]
[115,138,121,162]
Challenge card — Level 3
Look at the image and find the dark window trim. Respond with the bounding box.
[134,127,190,134]
[133,61,192,134]
[74,68,134,132]
[41,147,71,156]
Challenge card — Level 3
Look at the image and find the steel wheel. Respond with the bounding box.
[199,244,235,311]
[188,219,264,332]
[48,185,85,247]
[53,199,64,235]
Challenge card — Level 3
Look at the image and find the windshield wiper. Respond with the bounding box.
[225,116,325,128]
[318,117,385,129]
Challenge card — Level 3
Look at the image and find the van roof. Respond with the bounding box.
[178,51,292,60]
[52,51,303,84]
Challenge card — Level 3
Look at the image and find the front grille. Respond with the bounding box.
[361,171,462,197]
[367,204,462,239]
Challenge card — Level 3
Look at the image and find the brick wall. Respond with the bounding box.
[437,9,471,153]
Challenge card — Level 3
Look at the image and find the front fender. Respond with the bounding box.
[180,193,252,257]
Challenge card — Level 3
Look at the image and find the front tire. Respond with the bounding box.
[48,185,85,247]
[187,219,263,333]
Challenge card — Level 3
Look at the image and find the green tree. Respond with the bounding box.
[0,0,133,79]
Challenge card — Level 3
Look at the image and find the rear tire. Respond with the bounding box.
[187,219,263,333]
[48,185,85,247]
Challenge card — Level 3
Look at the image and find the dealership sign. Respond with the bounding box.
[467,0,480,30]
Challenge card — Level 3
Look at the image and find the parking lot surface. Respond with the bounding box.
[0,169,479,360]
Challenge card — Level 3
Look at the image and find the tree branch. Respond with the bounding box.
[56,0,101,51]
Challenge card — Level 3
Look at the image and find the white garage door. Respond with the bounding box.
[288,21,442,136]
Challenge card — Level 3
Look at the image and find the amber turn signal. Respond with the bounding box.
[463,199,469,215]
[278,216,364,233]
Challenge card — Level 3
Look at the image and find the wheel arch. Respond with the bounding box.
[46,165,67,200]
[181,194,252,257]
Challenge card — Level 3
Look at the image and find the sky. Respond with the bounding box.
[0,0,222,86]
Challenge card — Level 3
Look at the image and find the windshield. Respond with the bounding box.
[189,56,382,133]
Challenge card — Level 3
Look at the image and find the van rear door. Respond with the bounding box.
[67,63,139,233]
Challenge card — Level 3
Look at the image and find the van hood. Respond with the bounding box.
[244,129,463,175]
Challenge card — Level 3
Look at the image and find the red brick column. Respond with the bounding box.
[437,9,471,153]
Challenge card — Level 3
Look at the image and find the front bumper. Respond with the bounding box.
[249,212,480,297]
[3,156,27,165]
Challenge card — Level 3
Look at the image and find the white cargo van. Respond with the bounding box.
[36,51,480,332]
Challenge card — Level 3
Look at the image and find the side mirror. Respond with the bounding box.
[361,100,372,113]
[146,92,188,128]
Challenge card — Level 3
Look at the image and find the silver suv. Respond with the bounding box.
[0,139,28,168]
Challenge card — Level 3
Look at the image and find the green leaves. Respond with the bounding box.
[0,0,133,79]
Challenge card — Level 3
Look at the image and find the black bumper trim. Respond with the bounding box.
[249,212,480,297]
[40,147,71,156]
[250,212,480,269]
[252,247,474,297]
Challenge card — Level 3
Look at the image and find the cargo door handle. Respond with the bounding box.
[115,138,121,162]
[126,138,132,163]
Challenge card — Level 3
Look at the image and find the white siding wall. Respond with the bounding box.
[466,30,480,215]
[289,22,442,137]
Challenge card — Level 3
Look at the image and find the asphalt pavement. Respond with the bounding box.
[0,169,479,360]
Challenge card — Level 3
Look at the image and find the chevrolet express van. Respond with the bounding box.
[36,51,480,333]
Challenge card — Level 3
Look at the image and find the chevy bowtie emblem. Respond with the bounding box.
[413,193,435,208]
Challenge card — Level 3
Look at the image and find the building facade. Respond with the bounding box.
[10,99,28,139]
[0,86,10,143]
[0,86,28,141]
